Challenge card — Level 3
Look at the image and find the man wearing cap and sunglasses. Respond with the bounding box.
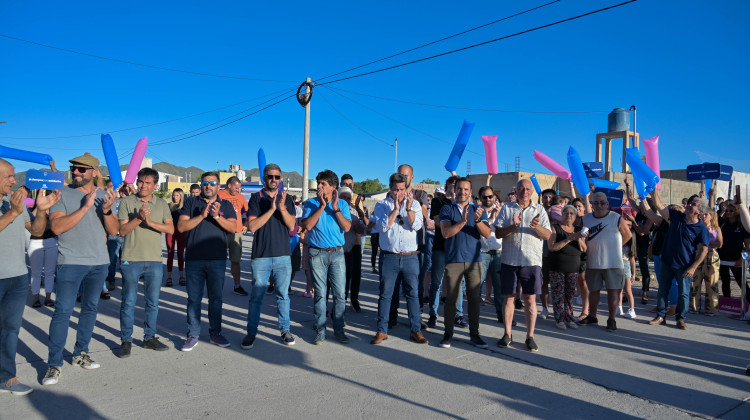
[43,154,118,386]
[178,172,237,351]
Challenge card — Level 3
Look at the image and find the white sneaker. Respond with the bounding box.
[72,352,100,370]
[42,366,61,386]
[626,308,637,319]
[540,308,549,319]
[555,321,567,330]
[616,306,624,316]
[566,320,579,329]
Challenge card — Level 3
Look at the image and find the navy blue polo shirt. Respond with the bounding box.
[661,208,710,270]
[439,201,488,264]
[180,195,237,261]
[248,191,296,259]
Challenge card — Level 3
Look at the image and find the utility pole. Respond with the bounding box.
[394,138,398,173]
[301,78,313,202]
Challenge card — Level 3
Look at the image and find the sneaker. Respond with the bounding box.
[181,336,199,352]
[143,337,169,351]
[606,319,617,332]
[579,315,599,325]
[266,284,275,295]
[281,330,296,345]
[497,333,512,348]
[106,280,115,291]
[439,333,452,348]
[241,334,256,350]
[555,321,567,330]
[626,308,637,319]
[565,320,578,330]
[42,367,61,386]
[470,334,488,349]
[313,332,326,345]
[334,332,349,344]
[454,316,468,328]
[540,308,549,319]
[118,341,132,358]
[525,337,539,352]
[1,377,33,396]
[616,306,624,316]
[426,315,437,328]
[210,334,231,348]
[72,352,100,369]
[233,285,248,296]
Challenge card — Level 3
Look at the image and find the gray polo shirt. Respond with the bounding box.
[119,194,171,262]
[50,185,110,265]
[0,195,31,279]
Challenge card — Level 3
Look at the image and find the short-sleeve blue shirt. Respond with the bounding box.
[439,201,488,264]
[661,208,710,270]
[302,198,351,248]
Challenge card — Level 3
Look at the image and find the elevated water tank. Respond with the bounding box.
[607,108,630,132]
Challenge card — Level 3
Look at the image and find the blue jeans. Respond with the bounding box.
[107,235,124,284]
[657,264,691,320]
[427,250,464,318]
[653,255,678,305]
[119,261,163,342]
[481,252,504,315]
[48,264,107,367]
[378,253,421,333]
[247,256,292,335]
[0,274,27,381]
[309,248,346,335]
[185,260,226,337]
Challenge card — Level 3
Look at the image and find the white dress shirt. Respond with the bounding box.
[372,196,423,253]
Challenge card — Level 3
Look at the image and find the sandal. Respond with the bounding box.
[179,276,186,286]
[100,291,111,300]
[577,312,588,321]
[32,300,42,308]
[165,280,173,287]
[45,298,55,307]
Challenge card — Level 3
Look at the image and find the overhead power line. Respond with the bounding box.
[316,91,393,147]
[315,0,561,82]
[318,0,638,85]
[325,85,609,114]
[0,34,297,83]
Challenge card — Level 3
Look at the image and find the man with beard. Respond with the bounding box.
[241,164,297,349]
[426,175,459,329]
[43,154,118,385]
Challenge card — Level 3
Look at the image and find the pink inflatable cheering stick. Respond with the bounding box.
[642,136,661,190]
[124,137,148,185]
[533,150,571,180]
[481,135,499,174]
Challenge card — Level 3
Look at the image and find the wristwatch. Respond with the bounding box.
[103,209,113,216]
[333,209,341,213]
[213,215,220,219]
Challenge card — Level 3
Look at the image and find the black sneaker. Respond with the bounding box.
[470,334,488,349]
[281,330,296,346]
[426,315,437,329]
[118,342,132,358]
[439,333,452,348]
[241,334,256,350]
[606,318,617,332]
[143,337,169,351]
[514,298,524,309]
[233,286,248,296]
[525,337,539,352]
[579,315,599,325]
[266,284,275,295]
[497,333,512,348]
[454,316,468,328]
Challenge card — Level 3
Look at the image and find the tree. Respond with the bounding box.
[353,178,387,193]
[421,178,441,184]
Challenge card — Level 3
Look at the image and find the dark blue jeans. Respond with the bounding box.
[107,235,124,284]
[120,261,164,342]
[656,264,691,320]
[185,260,227,337]
[0,274,27,381]
[378,253,421,333]
[48,264,107,367]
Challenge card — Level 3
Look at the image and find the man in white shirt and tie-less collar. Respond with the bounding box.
[370,173,427,345]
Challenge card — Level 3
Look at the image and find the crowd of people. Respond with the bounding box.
[2,154,750,396]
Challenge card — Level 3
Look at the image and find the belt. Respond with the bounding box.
[309,245,342,252]
[382,250,420,256]
[484,250,501,255]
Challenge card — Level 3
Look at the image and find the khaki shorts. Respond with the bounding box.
[227,232,243,263]
[585,268,625,291]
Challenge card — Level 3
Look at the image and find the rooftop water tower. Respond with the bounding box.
[595,107,639,173]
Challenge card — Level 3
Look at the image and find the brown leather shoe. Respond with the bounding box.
[676,319,687,330]
[648,316,666,325]
[410,331,428,344]
[370,332,388,344]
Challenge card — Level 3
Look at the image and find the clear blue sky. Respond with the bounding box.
[2,0,749,184]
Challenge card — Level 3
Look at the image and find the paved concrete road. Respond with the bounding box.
[4,238,750,419]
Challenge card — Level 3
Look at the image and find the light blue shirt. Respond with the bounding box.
[302,198,351,248]
[373,196,423,253]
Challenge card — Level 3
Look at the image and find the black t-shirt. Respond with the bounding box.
[651,220,669,256]
[548,224,583,273]
[248,191,295,259]
[430,195,451,252]
[718,217,750,261]
[634,213,651,249]
[180,196,237,261]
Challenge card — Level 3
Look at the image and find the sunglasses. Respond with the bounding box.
[201,181,218,187]
[266,175,281,180]
[397,215,404,225]
[481,195,494,199]
[70,165,92,173]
